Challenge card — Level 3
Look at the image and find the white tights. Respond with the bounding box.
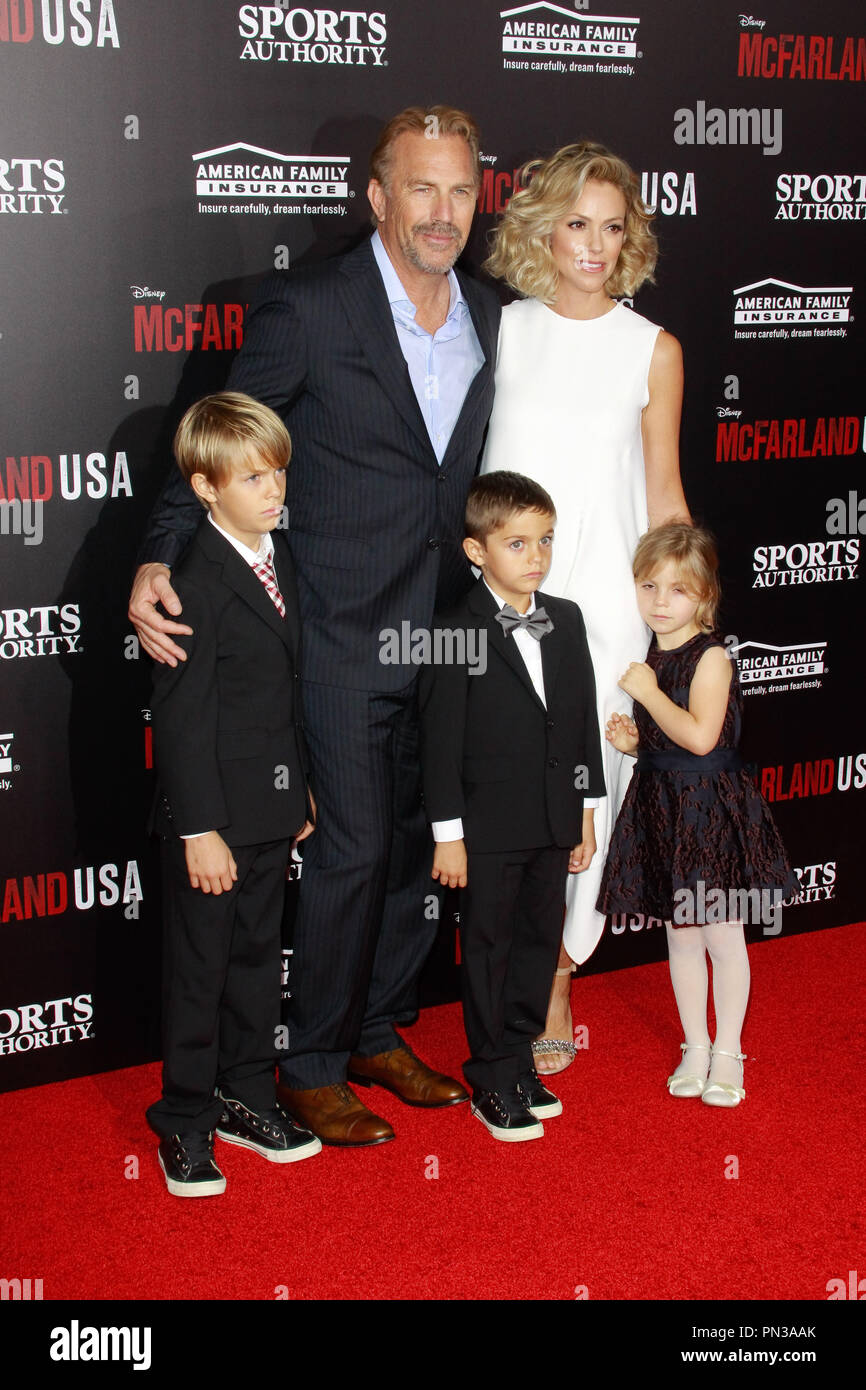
[665,921,751,1089]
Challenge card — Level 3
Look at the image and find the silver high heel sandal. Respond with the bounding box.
[667,1042,711,1098]
[701,1047,746,1107]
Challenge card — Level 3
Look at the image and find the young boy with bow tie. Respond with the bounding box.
[419,472,604,1139]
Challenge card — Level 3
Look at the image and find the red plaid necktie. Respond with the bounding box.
[252,554,286,618]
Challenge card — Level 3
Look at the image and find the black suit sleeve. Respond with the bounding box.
[572,606,606,801]
[150,580,229,835]
[417,639,471,826]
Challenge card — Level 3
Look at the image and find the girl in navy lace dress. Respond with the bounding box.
[597,524,795,1107]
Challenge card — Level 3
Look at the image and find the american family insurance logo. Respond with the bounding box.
[500,3,641,77]
[733,279,852,341]
[195,144,351,217]
[0,0,119,47]
[0,732,17,791]
[729,640,826,695]
[737,24,866,81]
[237,6,387,64]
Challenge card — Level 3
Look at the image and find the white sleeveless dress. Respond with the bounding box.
[480,296,661,964]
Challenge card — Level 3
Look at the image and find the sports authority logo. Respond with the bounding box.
[733,279,852,341]
[0,994,93,1055]
[728,640,826,695]
[0,0,119,47]
[752,539,858,588]
[0,156,65,214]
[194,143,351,218]
[500,2,642,77]
[0,731,17,791]
[1,860,143,922]
[738,26,866,81]
[785,860,836,908]
[237,6,386,64]
[775,173,866,223]
[0,603,82,658]
[716,415,861,461]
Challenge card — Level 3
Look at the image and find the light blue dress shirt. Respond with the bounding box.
[371,230,484,463]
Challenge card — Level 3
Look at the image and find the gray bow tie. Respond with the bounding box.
[495,604,554,640]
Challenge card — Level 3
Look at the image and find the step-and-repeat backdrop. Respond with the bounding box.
[1,0,863,1090]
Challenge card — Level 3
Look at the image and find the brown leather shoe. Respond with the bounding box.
[275,1081,395,1147]
[348,1043,469,1108]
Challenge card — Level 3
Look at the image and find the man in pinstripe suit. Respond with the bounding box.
[130,106,501,1145]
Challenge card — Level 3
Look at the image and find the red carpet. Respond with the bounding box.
[1,924,863,1302]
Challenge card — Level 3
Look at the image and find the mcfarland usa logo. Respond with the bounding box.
[134,299,245,353]
[237,5,387,64]
[715,414,861,461]
[752,539,858,588]
[500,2,642,77]
[0,156,64,214]
[0,602,82,659]
[0,0,119,47]
[733,279,852,341]
[737,25,865,81]
[0,994,93,1055]
[776,172,866,222]
[194,143,351,218]
[1,860,143,922]
[728,639,826,696]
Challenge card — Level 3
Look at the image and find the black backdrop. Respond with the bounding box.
[1,0,863,1092]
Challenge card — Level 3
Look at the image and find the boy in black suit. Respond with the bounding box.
[419,472,605,1141]
[146,392,320,1195]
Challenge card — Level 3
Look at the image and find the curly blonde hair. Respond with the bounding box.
[484,140,657,304]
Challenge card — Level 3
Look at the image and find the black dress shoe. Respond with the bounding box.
[216,1095,322,1163]
[471,1085,544,1142]
[518,1068,563,1119]
[158,1132,226,1197]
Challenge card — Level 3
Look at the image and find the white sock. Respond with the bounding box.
[703,920,750,1089]
[665,922,711,1079]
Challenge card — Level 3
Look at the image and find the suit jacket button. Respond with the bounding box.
[427,538,440,550]
[548,757,559,768]
[546,719,555,729]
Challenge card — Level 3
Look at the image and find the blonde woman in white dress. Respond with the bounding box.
[481,142,690,1073]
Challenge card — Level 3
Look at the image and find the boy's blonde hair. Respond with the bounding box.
[633,523,720,632]
[173,392,291,493]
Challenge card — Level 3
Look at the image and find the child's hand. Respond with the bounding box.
[185,832,238,894]
[293,786,316,844]
[618,661,658,705]
[605,711,639,754]
[432,840,468,889]
[569,810,596,873]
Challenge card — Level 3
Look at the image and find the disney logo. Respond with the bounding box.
[716,407,742,419]
[130,285,166,300]
[738,14,766,28]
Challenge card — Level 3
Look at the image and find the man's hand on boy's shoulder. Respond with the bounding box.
[432,839,468,889]
[184,831,238,894]
[130,562,193,666]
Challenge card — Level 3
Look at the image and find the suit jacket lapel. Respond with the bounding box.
[468,582,546,712]
[537,593,564,705]
[337,240,433,456]
[440,270,496,470]
[196,523,293,653]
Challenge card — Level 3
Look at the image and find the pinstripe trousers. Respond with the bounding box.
[280,678,436,1089]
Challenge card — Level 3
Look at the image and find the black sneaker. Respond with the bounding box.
[518,1068,563,1119]
[158,1131,226,1198]
[216,1095,322,1163]
[471,1085,544,1142]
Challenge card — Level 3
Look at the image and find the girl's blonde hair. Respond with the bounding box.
[633,523,720,632]
[483,140,657,304]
